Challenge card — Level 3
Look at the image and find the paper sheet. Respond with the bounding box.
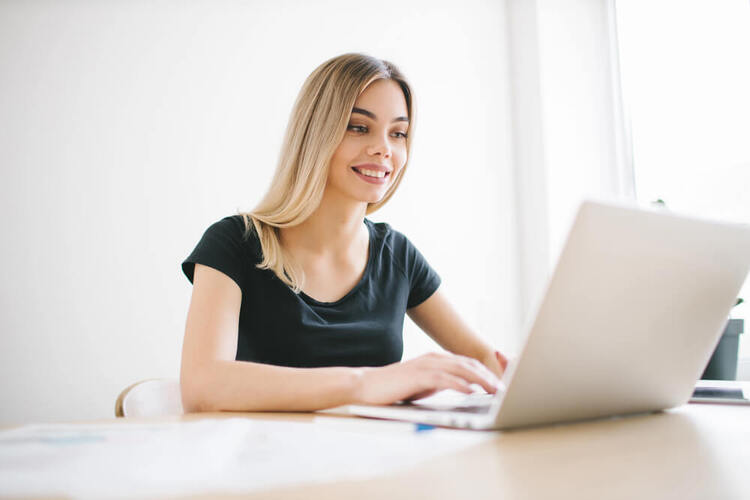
[0,417,494,499]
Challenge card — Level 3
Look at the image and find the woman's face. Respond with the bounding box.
[326,79,409,205]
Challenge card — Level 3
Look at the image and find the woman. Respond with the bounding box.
[180,53,508,412]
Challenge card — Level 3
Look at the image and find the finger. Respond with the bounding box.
[495,350,509,371]
[404,388,438,401]
[443,356,500,394]
[415,352,499,393]
[399,358,473,396]
[462,355,502,385]
[434,372,473,394]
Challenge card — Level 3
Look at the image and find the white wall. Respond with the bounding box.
[0,0,517,424]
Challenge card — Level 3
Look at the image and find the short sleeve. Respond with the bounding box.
[403,235,442,309]
[181,216,248,290]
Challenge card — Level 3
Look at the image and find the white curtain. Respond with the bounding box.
[506,0,635,326]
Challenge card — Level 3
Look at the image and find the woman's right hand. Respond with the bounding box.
[352,352,501,406]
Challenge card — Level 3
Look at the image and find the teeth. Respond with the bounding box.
[359,169,386,178]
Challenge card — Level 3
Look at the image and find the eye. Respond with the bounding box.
[392,131,408,139]
[347,124,367,133]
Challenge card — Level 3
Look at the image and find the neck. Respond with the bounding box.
[279,189,368,256]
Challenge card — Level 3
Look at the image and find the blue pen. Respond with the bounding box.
[415,423,435,432]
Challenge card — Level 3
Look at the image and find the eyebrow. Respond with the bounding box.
[352,107,409,123]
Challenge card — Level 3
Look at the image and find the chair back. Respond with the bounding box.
[115,378,184,417]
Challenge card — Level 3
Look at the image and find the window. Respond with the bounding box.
[615,1,750,368]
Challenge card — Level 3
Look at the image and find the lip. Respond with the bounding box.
[351,163,391,184]
[351,163,393,174]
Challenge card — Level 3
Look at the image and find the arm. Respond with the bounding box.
[181,265,500,412]
[407,286,508,378]
[180,264,361,412]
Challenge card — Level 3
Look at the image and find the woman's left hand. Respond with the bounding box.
[481,349,509,379]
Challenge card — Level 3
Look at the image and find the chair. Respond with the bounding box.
[115,378,184,417]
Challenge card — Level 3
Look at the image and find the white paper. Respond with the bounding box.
[0,417,494,499]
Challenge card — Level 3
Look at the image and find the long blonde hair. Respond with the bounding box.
[239,53,415,292]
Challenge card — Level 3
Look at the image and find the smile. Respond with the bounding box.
[351,166,391,184]
[353,167,388,178]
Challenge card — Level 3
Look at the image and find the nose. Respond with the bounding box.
[366,134,391,159]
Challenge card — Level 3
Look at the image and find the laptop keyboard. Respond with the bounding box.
[396,392,496,414]
[404,404,493,414]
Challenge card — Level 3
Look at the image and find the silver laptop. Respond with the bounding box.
[323,200,750,430]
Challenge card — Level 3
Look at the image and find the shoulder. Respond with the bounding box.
[365,218,415,257]
[207,214,252,237]
[205,214,246,232]
[364,219,439,294]
[366,218,404,241]
[203,214,262,257]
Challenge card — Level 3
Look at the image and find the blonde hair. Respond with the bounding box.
[239,53,415,292]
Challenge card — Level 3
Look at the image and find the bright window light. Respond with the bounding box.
[615,1,750,361]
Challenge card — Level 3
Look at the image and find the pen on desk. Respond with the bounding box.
[415,423,435,432]
[314,416,437,433]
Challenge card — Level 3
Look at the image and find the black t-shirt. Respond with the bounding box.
[181,216,441,368]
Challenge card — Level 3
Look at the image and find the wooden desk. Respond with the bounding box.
[3,404,749,500]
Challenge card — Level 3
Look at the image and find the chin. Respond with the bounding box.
[362,190,389,205]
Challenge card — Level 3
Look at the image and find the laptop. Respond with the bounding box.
[322,200,750,430]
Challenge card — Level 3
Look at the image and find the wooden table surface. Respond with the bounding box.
[217,404,749,500]
[3,403,749,500]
